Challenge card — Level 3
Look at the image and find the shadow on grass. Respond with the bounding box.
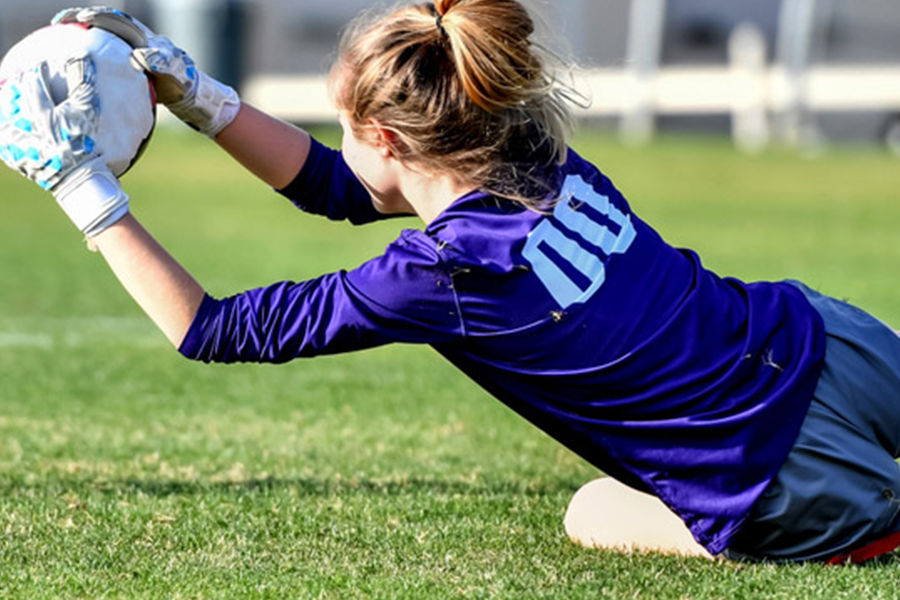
[119,475,572,498]
[0,473,580,499]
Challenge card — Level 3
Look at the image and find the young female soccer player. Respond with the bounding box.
[3,1,900,564]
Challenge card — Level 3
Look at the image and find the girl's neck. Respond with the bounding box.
[399,167,477,226]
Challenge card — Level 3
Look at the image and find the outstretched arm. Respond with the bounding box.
[0,57,204,348]
[214,102,312,191]
[92,214,205,347]
[88,104,326,348]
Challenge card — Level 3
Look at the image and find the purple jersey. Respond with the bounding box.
[180,139,826,554]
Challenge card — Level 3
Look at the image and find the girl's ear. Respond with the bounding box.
[369,119,402,158]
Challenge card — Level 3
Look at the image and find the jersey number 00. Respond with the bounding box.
[522,174,637,309]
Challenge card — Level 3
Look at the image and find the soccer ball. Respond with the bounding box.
[0,23,156,177]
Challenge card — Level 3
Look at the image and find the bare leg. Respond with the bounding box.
[564,478,714,559]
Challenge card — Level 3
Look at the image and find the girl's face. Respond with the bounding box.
[339,112,408,214]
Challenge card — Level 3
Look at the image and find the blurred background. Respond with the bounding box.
[1,0,899,154]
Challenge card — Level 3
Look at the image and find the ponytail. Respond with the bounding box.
[434,0,543,112]
[332,0,581,210]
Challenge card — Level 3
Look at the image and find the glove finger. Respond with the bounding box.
[132,36,186,67]
[76,9,152,48]
[132,47,192,103]
[0,77,22,123]
[1,67,58,186]
[19,63,57,120]
[50,7,83,26]
[131,47,164,75]
[57,55,99,171]
[62,55,98,112]
[132,45,187,78]
[0,79,29,169]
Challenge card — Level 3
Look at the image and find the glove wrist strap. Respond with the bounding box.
[168,72,241,138]
[53,161,130,237]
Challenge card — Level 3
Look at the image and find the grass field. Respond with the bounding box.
[0,126,899,599]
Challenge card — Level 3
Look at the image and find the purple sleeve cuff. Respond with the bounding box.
[178,293,217,360]
[276,137,395,225]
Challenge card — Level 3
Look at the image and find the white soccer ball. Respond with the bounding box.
[0,23,156,177]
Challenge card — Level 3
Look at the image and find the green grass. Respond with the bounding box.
[0,127,899,599]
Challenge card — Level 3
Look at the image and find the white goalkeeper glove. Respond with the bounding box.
[0,57,128,237]
[53,6,241,138]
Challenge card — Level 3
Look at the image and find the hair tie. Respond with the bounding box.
[436,13,448,38]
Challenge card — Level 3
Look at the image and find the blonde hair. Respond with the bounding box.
[331,0,580,210]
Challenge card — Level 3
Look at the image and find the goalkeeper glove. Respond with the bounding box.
[53,6,241,138]
[0,57,128,237]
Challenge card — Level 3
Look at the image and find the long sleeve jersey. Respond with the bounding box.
[179,138,826,554]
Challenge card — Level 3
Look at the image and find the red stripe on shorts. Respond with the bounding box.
[826,531,900,565]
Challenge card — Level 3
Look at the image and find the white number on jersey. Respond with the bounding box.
[522,174,637,308]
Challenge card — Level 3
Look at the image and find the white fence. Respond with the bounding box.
[242,65,900,150]
[244,67,900,120]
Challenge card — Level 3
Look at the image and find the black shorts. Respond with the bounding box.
[724,282,900,563]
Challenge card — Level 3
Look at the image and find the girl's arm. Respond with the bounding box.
[214,103,313,191]
[218,105,405,224]
[92,213,205,347]
[85,107,370,351]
